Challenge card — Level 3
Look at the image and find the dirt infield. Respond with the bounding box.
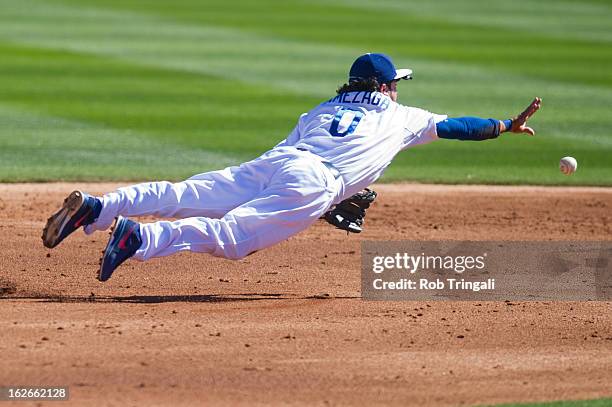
[1,183,611,407]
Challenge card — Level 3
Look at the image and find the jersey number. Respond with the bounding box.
[329,108,364,137]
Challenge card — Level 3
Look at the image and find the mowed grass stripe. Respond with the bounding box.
[0,0,610,142]
[52,0,612,88]
[383,139,612,185]
[0,41,320,155]
[0,0,354,97]
[0,103,241,182]
[0,0,610,184]
[323,0,612,43]
[1,0,610,99]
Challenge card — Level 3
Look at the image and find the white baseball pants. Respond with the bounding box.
[85,147,341,260]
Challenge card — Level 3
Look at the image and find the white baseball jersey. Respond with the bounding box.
[276,91,446,198]
[87,92,447,262]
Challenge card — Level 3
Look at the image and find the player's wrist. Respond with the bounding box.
[502,119,513,133]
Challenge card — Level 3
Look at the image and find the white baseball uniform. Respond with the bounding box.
[85,91,446,260]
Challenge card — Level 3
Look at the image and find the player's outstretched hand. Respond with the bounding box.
[510,97,542,136]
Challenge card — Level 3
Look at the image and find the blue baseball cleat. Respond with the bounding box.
[42,190,102,249]
[98,216,142,282]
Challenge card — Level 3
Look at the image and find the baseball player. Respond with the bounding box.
[42,53,541,282]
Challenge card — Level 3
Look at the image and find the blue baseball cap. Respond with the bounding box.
[349,53,412,84]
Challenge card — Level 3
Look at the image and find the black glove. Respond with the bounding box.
[323,188,377,233]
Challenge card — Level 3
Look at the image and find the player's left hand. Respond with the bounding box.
[323,188,377,234]
[509,97,542,136]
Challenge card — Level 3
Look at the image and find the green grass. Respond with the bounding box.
[484,398,612,407]
[0,0,611,184]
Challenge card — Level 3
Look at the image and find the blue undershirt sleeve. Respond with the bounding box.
[436,117,501,141]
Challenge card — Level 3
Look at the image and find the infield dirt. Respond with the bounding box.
[1,183,611,407]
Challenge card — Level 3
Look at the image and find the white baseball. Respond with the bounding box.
[559,156,577,175]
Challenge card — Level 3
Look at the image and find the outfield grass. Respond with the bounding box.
[486,398,612,407]
[0,0,610,184]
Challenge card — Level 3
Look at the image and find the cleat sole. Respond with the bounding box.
[42,191,84,248]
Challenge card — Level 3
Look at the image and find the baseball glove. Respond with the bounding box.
[323,188,377,233]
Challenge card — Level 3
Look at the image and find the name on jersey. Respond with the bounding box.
[325,92,390,109]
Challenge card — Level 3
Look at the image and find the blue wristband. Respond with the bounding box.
[503,119,513,132]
